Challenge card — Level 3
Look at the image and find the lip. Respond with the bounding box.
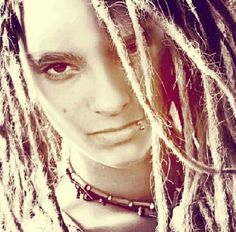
[87,119,145,147]
[87,119,143,135]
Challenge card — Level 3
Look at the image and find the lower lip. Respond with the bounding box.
[88,123,140,147]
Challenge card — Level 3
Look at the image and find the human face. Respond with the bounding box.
[22,0,165,168]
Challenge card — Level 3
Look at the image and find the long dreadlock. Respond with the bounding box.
[0,0,235,231]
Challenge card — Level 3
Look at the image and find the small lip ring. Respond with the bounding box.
[88,118,145,135]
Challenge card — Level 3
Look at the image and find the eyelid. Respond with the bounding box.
[28,53,82,70]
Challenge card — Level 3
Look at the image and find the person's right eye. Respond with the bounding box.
[28,53,85,81]
[42,62,79,80]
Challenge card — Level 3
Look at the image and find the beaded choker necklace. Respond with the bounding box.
[66,162,157,218]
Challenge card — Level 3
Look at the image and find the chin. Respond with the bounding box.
[66,125,152,169]
[92,140,152,169]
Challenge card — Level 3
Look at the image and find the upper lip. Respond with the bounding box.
[87,118,144,135]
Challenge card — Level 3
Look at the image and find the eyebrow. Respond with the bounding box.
[27,52,81,65]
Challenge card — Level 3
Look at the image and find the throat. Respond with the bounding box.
[69,152,154,202]
[66,160,156,218]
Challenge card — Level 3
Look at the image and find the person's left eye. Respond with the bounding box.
[125,31,152,55]
[126,39,138,54]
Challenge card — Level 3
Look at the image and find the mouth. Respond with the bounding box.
[87,119,145,147]
[88,119,143,135]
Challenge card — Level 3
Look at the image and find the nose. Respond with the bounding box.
[88,58,131,116]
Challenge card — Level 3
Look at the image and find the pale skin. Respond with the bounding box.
[22,0,168,230]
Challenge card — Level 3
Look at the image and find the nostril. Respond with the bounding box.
[93,103,127,116]
[90,92,130,116]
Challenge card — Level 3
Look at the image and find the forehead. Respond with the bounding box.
[23,0,132,55]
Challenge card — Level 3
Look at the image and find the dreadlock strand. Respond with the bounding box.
[125,6,169,229]
[172,51,201,231]
[0,128,17,232]
[232,175,236,222]
[0,78,36,230]
[28,107,68,230]
[198,200,215,231]
[0,61,44,224]
[220,40,236,92]
[185,0,200,23]
[7,141,24,222]
[209,0,236,44]
[202,77,229,231]
[171,173,200,231]
[172,52,196,159]
[19,36,62,175]
[151,124,169,232]
[126,0,155,104]
[0,130,24,232]
[0,184,23,232]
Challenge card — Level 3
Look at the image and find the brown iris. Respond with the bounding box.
[49,63,68,73]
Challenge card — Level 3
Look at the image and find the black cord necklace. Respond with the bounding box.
[66,162,157,218]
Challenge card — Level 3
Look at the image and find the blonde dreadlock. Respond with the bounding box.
[0,0,236,231]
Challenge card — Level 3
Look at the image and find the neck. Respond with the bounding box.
[69,152,153,202]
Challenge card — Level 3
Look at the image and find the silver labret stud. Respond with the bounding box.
[136,121,142,126]
[139,125,145,131]
[136,120,145,131]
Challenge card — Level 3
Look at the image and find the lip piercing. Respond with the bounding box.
[139,125,145,131]
[136,121,145,131]
[136,121,142,126]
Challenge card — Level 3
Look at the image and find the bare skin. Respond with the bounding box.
[22,0,173,230]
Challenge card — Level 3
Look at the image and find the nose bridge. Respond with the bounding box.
[89,55,130,116]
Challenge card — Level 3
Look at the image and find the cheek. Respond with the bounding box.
[34,72,92,110]
[150,46,175,112]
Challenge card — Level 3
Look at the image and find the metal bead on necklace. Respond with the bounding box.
[66,161,156,218]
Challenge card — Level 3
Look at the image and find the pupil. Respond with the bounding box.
[53,64,67,72]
